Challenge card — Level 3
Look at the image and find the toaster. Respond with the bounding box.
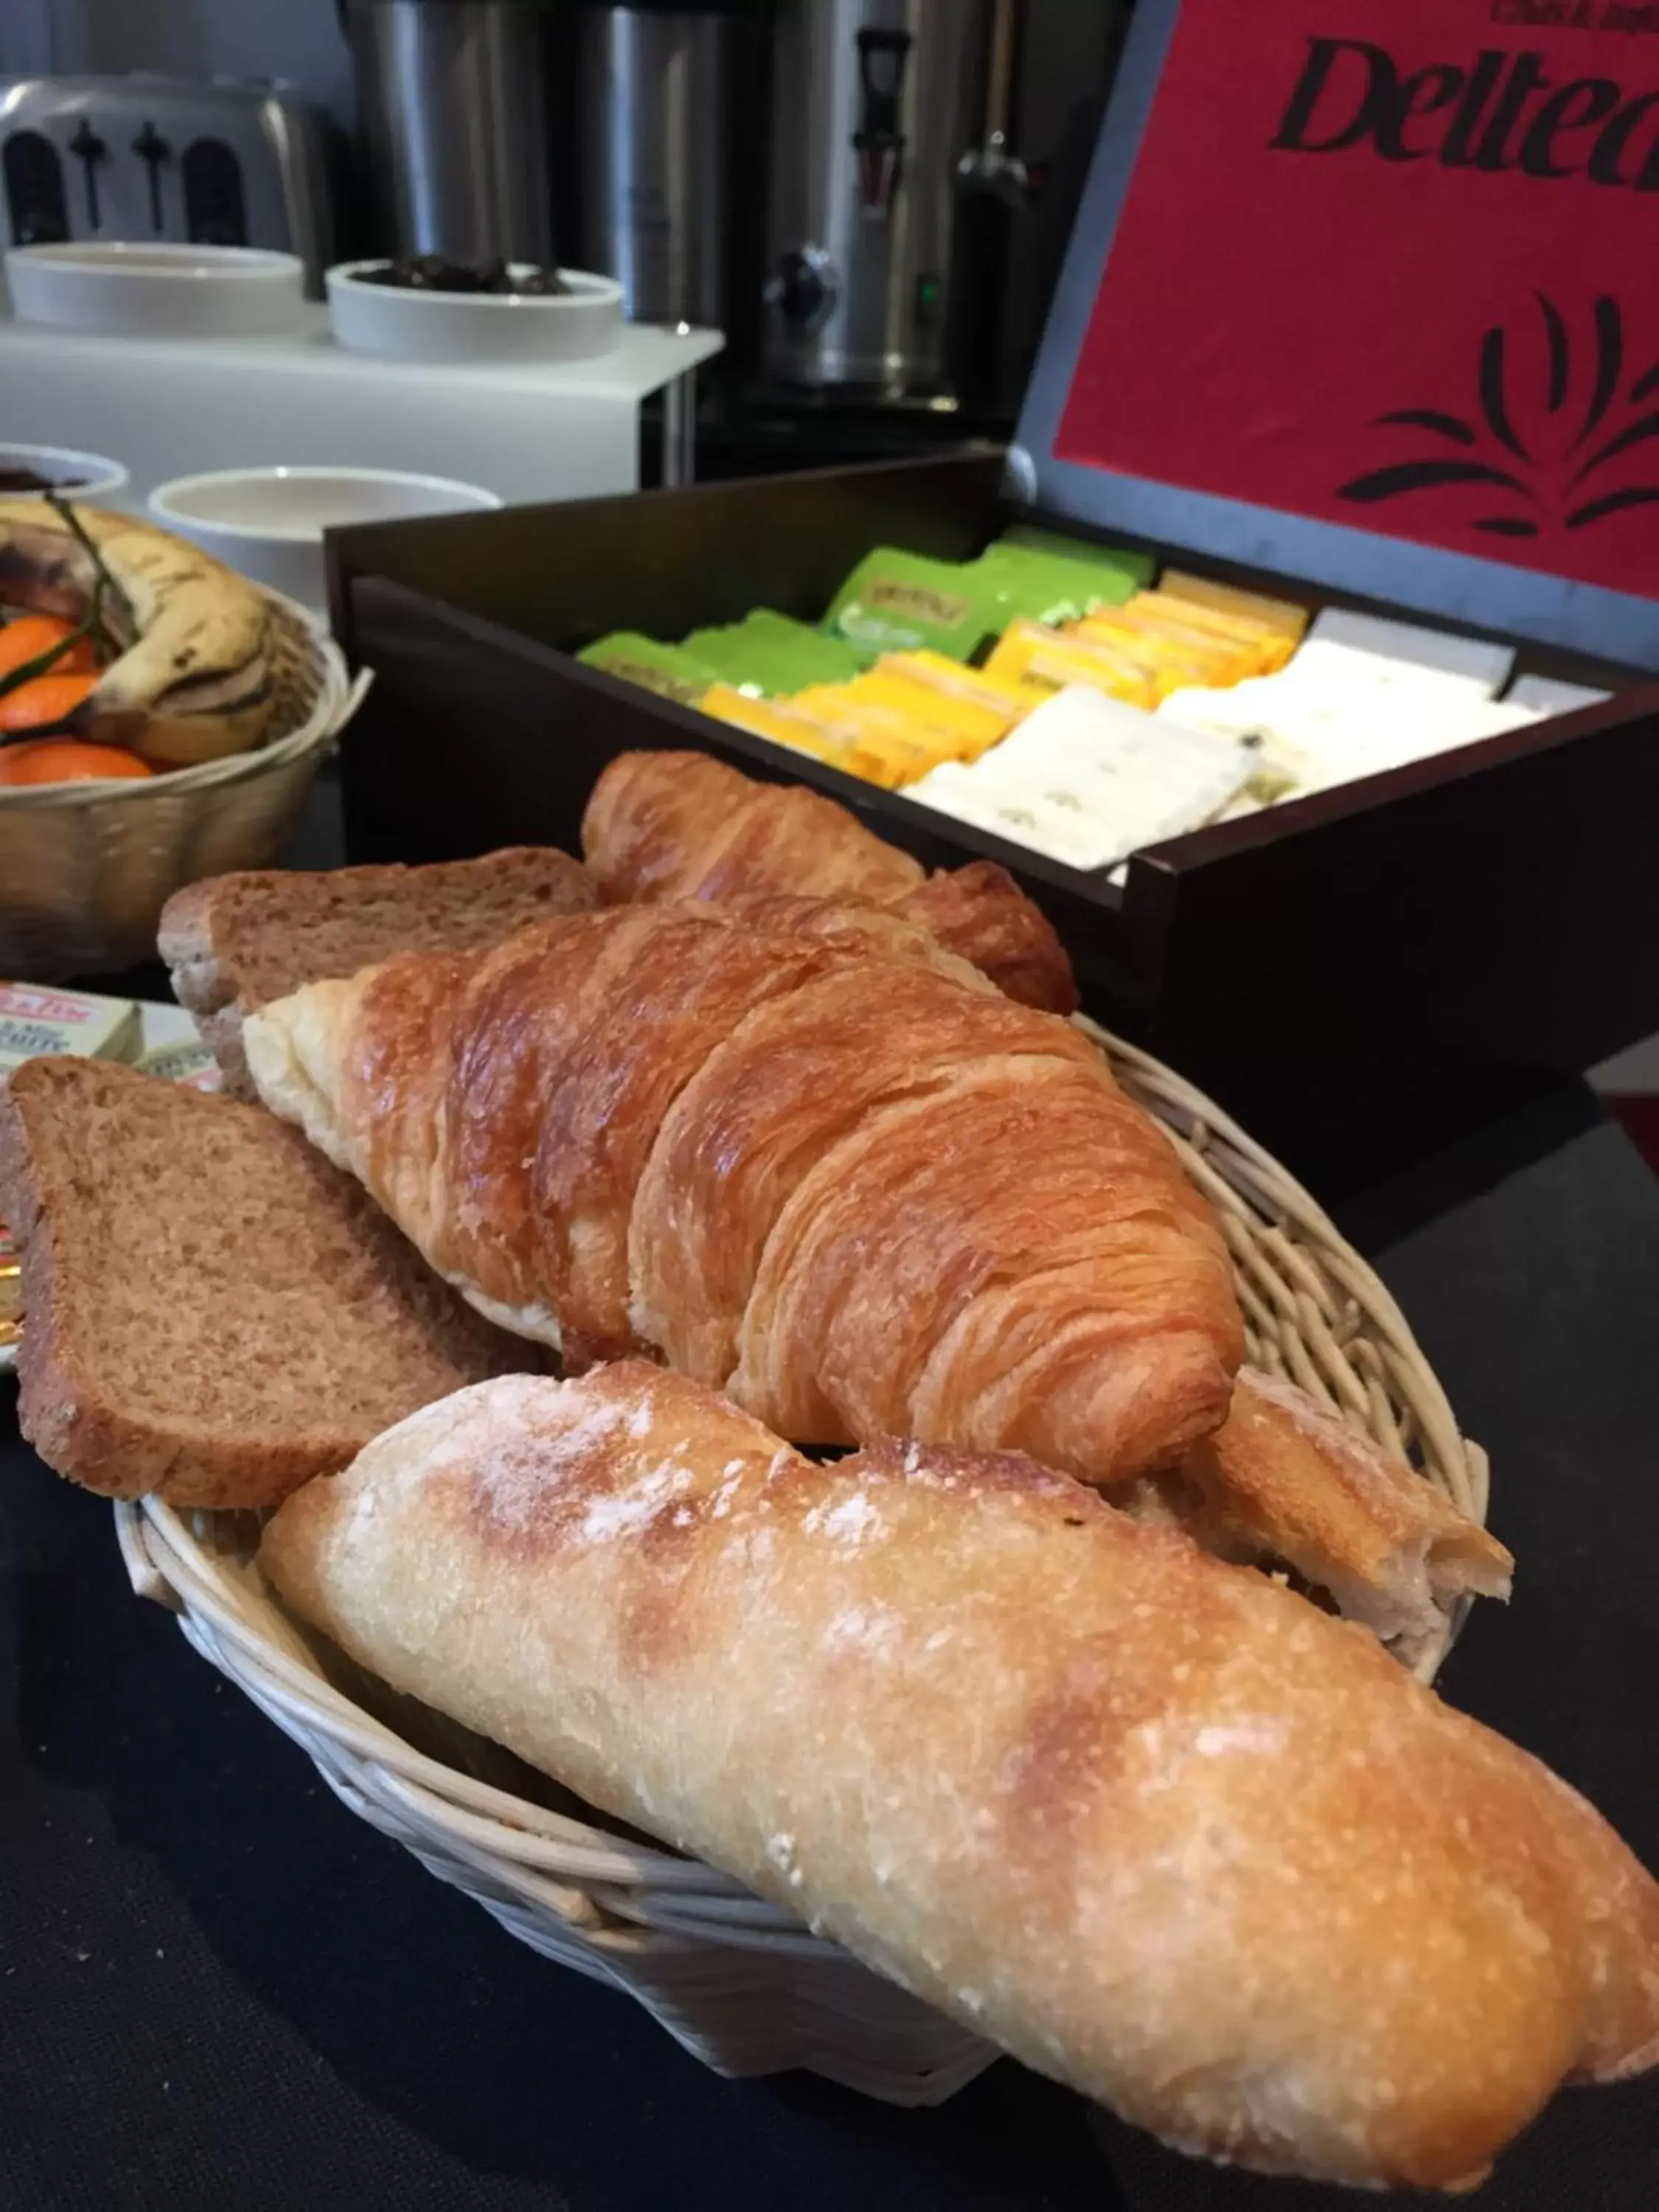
[0,74,333,287]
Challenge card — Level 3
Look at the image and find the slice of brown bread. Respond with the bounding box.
[0,1057,540,1509]
[159,848,597,1095]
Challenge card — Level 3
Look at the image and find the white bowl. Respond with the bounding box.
[148,466,501,613]
[5,243,306,340]
[0,441,129,503]
[326,260,624,364]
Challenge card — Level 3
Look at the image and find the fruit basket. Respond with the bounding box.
[0,592,367,978]
[113,1015,1489,2107]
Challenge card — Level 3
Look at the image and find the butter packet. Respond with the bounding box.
[1304,610,1514,697]
[1506,675,1612,717]
[990,684,1253,832]
[138,1036,221,1092]
[579,632,720,707]
[823,549,1004,663]
[906,760,1125,871]
[0,1214,18,1343]
[0,981,141,1074]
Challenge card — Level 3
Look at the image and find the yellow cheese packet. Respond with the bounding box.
[788,686,950,786]
[1126,591,1286,676]
[847,671,1008,759]
[878,651,1048,722]
[699,685,853,767]
[985,619,1164,707]
[1076,607,1257,687]
[1073,619,1234,690]
[1157,571,1309,664]
[846,727,942,789]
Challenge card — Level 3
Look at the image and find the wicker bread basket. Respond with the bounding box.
[0,591,367,978]
[114,1015,1489,2107]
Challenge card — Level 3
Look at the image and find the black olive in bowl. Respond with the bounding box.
[355,257,571,299]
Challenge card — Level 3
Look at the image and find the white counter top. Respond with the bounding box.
[0,309,723,507]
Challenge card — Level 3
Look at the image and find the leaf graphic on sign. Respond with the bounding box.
[1339,459,1534,504]
[1573,297,1624,451]
[1478,329,1530,462]
[1568,410,1659,490]
[1373,408,1478,447]
[1565,486,1659,530]
[1537,292,1569,414]
[1338,296,1659,538]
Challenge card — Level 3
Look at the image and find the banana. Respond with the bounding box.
[0,501,279,767]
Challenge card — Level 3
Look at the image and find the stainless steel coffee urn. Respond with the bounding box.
[344,0,557,262]
[571,4,735,328]
[764,0,987,390]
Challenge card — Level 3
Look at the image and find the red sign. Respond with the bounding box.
[1056,0,1659,597]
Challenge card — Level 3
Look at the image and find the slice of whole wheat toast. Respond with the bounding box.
[159,848,596,1095]
[0,1057,541,1509]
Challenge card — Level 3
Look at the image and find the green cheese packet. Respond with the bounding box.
[579,632,720,706]
[681,628,795,695]
[737,611,866,684]
[822,548,1004,662]
[976,540,1144,624]
[684,613,865,695]
[995,526,1155,588]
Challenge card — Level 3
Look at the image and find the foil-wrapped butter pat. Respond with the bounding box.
[0,982,142,1073]
[0,1216,18,1345]
[136,1037,220,1092]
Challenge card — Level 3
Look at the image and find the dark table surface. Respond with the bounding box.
[3,787,1657,2211]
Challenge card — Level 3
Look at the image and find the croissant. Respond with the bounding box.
[243,898,1240,1480]
[1140,1368,1513,1666]
[581,748,1079,1013]
[262,1363,1659,2193]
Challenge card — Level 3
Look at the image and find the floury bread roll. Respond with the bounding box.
[243,900,1240,1480]
[260,1366,1659,2193]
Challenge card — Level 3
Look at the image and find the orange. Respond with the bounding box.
[0,615,97,681]
[0,739,153,786]
[0,672,99,732]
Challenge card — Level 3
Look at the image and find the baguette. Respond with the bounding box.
[0,1057,535,1508]
[242,900,1241,1478]
[159,848,597,1095]
[260,1364,1659,2192]
[581,749,1078,1013]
